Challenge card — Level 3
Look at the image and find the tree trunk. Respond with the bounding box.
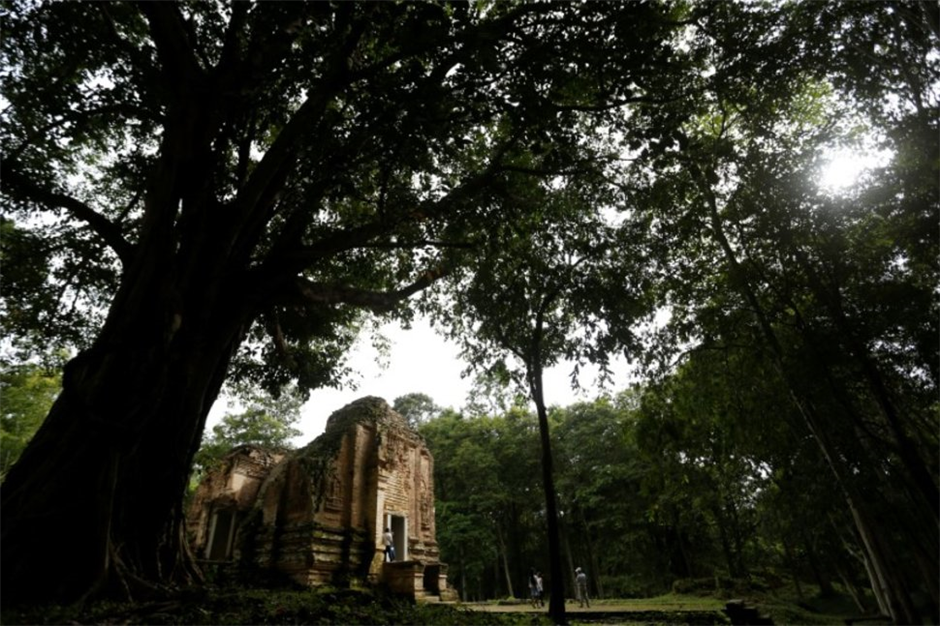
[495,524,514,599]
[713,508,739,579]
[801,533,834,597]
[529,360,567,624]
[577,505,604,599]
[459,546,467,602]
[790,247,940,522]
[669,511,693,579]
[781,539,804,602]
[562,517,577,599]
[2,240,250,605]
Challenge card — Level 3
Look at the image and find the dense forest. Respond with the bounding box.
[1,1,936,624]
[414,387,931,616]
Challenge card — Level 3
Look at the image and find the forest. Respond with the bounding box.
[1,1,937,625]
[412,387,931,612]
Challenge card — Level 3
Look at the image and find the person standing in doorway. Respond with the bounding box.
[383,527,395,562]
[575,567,590,608]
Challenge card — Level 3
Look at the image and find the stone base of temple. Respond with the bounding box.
[382,560,458,602]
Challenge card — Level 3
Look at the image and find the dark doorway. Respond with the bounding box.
[207,509,237,560]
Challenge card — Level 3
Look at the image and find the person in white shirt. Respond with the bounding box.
[383,527,395,562]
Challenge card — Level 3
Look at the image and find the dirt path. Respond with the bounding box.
[461,600,729,624]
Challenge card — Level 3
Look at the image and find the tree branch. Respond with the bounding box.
[8,104,160,163]
[291,266,449,314]
[137,3,204,91]
[357,239,478,251]
[1,166,133,264]
[229,29,362,236]
[266,152,509,275]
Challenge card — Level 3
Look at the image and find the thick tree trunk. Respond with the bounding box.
[1,244,249,605]
[1,332,244,605]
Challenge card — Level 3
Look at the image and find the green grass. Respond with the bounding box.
[0,581,877,625]
[587,593,727,610]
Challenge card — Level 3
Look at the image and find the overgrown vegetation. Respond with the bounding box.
[1,584,881,626]
[0,587,549,626]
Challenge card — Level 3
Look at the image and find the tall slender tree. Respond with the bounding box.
[432,156,656,621]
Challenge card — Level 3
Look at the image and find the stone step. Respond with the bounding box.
[416,591,441,604]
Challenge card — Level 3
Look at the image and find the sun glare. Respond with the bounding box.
[818,148,892,192]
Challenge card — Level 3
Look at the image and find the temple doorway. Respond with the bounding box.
[386,513,407,561]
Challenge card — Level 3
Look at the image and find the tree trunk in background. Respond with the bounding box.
[696,170,928,624]
[834,564,868,613]
[459,547,466,602]
[791,248,940,522]
[801,534,834,597]
[496,525,514,599]
[712,501,742,580]
[913,548,940,617]
[781,540,804,602]
[562,517,577,598]
[674,514,693,579]
[578,505,603,599]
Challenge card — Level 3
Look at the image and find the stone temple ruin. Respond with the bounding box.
[187,396,456,602]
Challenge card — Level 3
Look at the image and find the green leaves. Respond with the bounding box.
[192,383,304,477]
[0,363,60,479]
[392,392,441,429]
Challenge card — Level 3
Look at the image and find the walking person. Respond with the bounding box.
[535,571,544,607]
[575,567,590,608]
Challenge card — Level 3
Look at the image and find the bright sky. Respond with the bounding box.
[818,146,891,192]
[286,316,630,443]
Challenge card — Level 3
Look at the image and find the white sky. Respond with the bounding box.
[209,314,632,445]
[291,315,631,443]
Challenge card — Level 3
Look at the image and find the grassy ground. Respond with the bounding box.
[1,584,879,625]
[469,585,881,626]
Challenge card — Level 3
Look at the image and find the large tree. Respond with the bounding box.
[0,1,694,605]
